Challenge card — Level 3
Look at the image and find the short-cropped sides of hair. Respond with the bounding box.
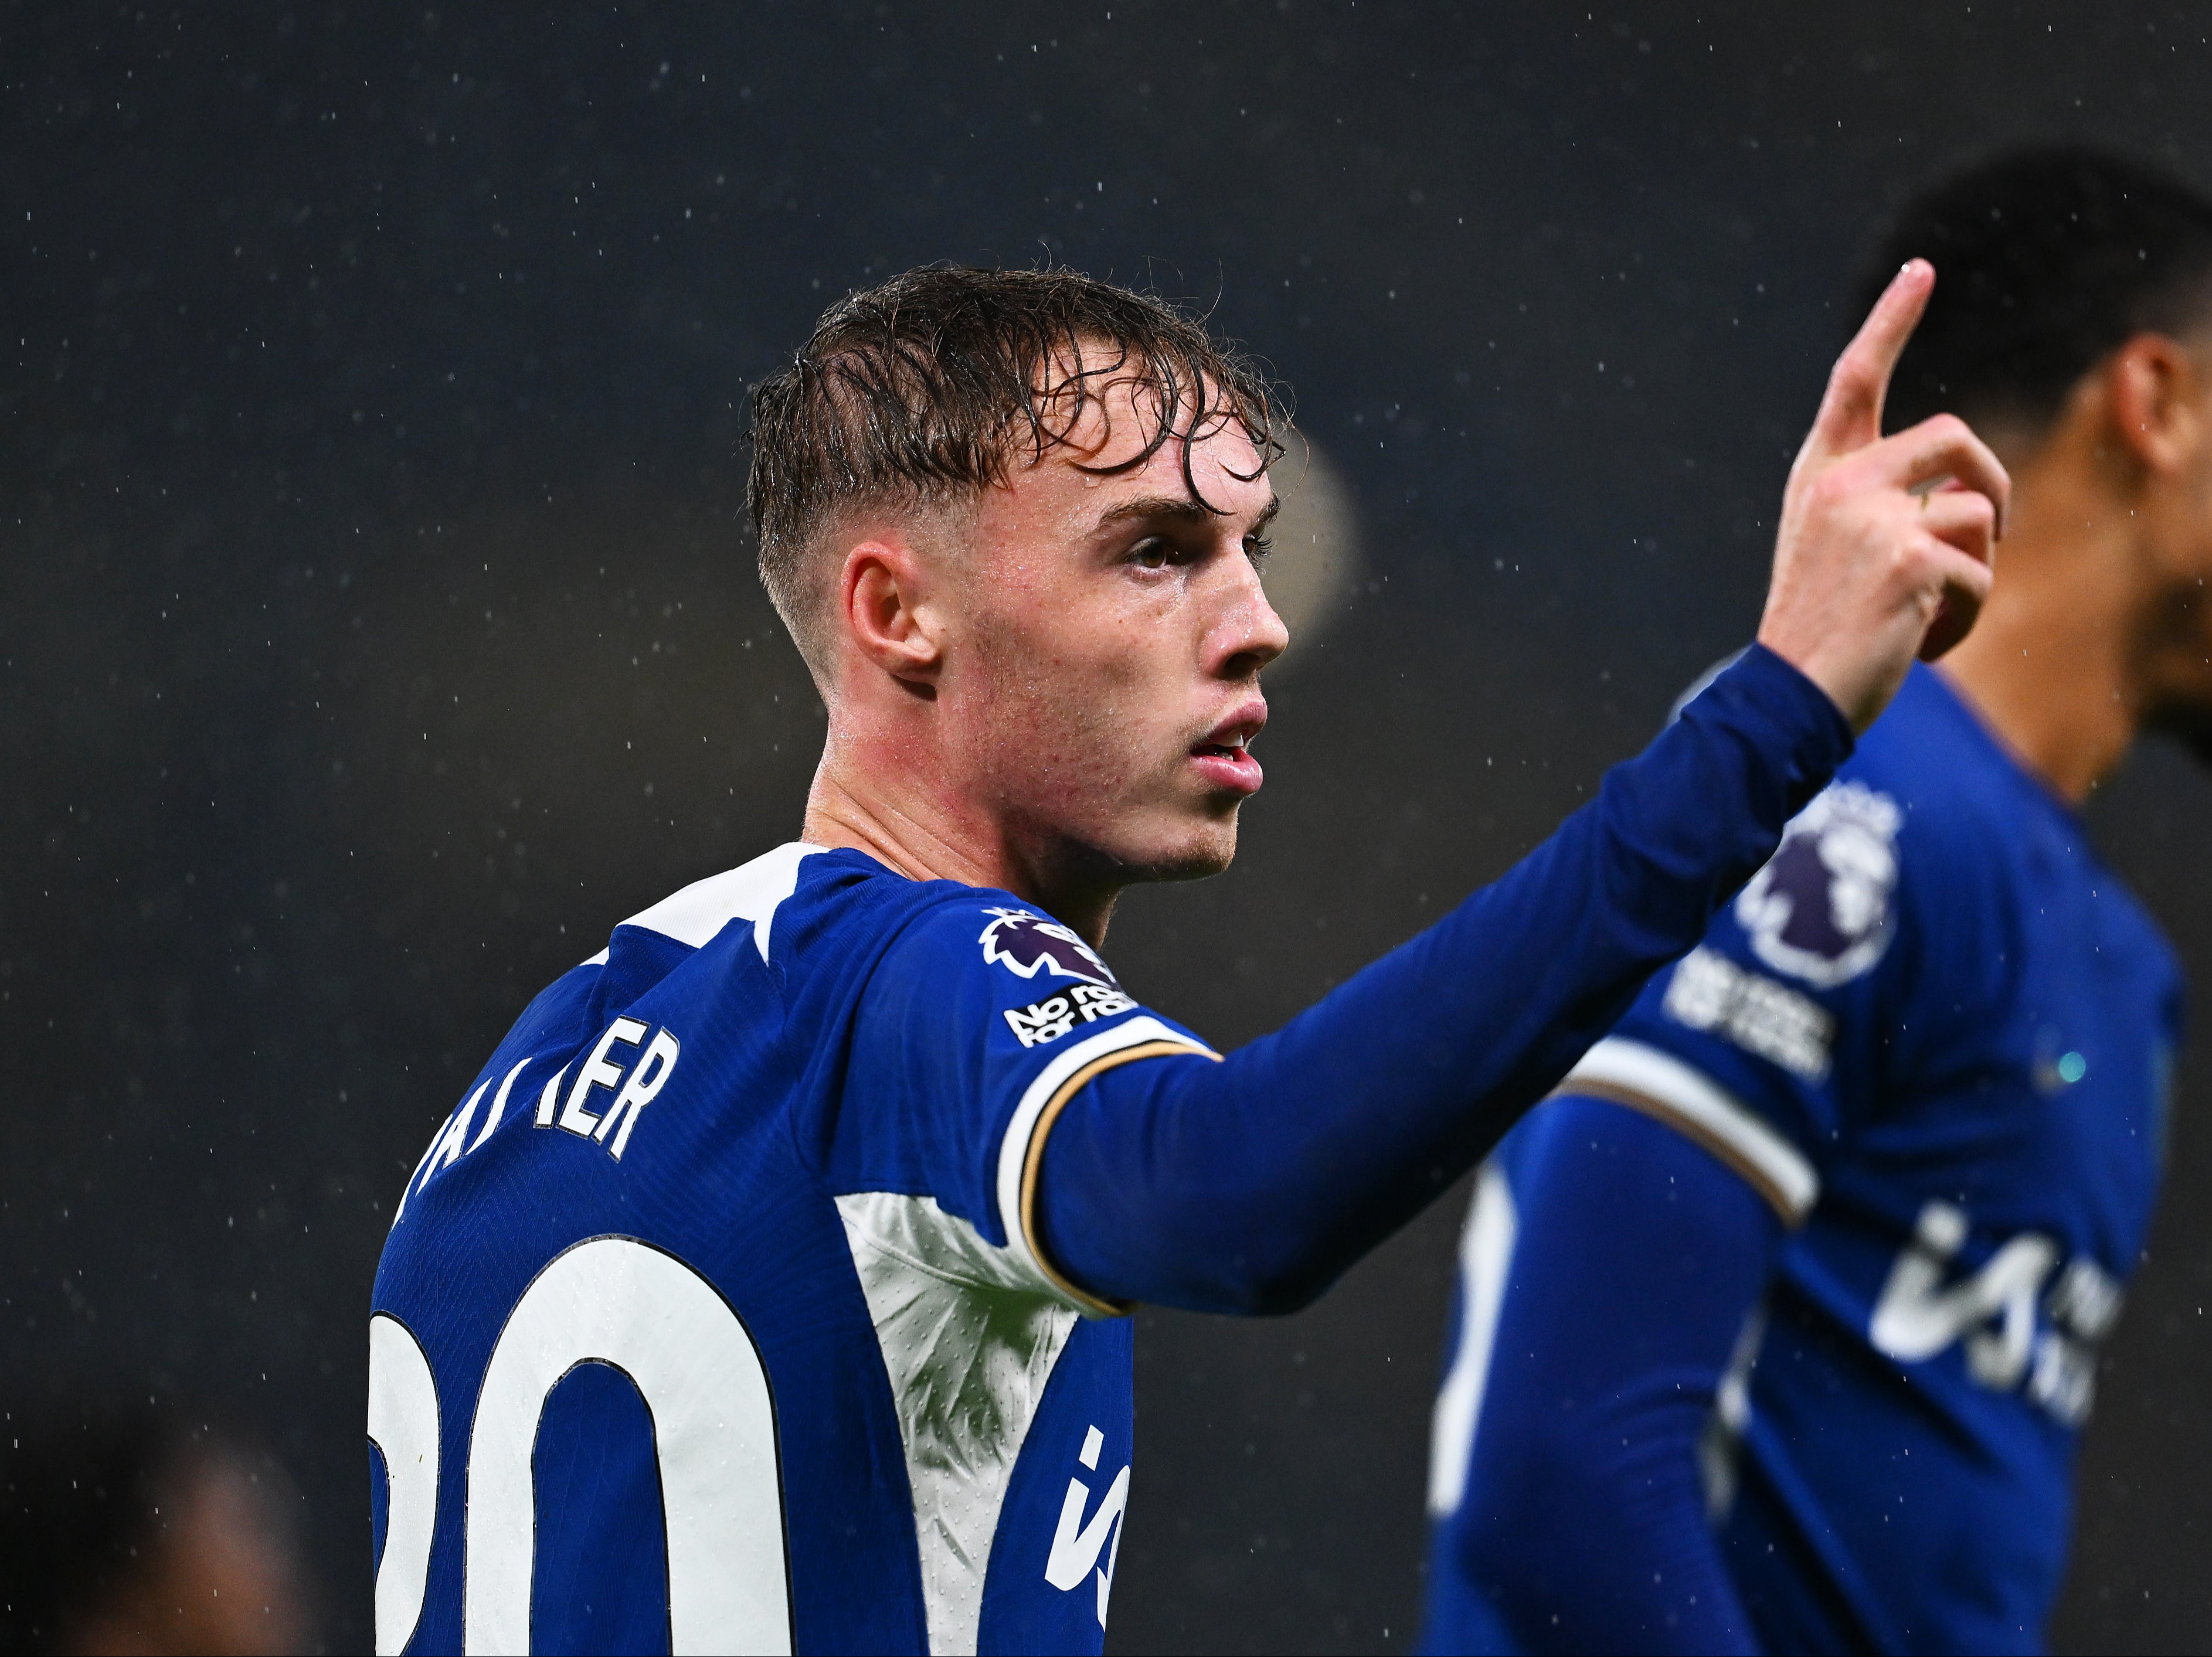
[745,264,1283,654]
[1860,145,2212,435]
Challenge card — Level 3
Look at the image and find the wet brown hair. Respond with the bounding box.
[745,264,1282,662]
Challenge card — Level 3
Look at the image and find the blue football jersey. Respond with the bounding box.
[1434,665,2184,1653]
[366,843,1215,1655]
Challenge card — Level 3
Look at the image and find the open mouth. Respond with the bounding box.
[1189,729,1263,795]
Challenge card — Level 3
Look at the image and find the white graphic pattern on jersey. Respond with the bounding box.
[837,1192,1082,1654]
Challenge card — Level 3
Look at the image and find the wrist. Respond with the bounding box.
[1692,642,1856,813]
[1752,624,1870,734]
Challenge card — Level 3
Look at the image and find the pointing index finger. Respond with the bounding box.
[1804,258,1935,463]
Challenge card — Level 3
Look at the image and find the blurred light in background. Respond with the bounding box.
[1265,435,1364,666]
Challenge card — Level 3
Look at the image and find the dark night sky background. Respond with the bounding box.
[9,3,2212,1651]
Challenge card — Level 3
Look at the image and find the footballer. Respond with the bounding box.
[1422,149,2212,1655]
[368,258,2000,1653]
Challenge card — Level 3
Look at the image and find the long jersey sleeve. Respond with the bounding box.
[1034,643,1847,1314]
[1422,1095,1779,1653]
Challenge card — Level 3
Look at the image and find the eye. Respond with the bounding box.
[1130,536,1174,571]
[1245,532,1274,566]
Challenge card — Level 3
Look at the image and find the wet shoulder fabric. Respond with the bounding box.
[367,845,1213,1656]
[1423,665,2186,1655]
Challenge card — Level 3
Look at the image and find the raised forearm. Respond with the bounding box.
[1037,647,1840,1312]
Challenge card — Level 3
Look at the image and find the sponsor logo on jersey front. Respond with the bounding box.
[1868,1199,2121,1427]
[1734,781,1901,988]
[980,907,1119,986]
[1044,1424,1129,1631]
[1005,983,1139,1047]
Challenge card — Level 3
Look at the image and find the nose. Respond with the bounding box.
[1207,546,1290,679]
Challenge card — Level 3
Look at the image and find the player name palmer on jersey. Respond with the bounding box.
[1427,665,2184,1653]
[368,843,1212,1656]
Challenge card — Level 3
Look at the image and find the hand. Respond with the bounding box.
[1756,260,2009,733]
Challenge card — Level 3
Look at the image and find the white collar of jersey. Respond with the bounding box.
[583,842,827,967]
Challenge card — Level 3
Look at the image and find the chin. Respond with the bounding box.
[1119,815,1242,884]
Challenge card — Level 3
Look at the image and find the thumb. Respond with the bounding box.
[1803,258,1935,463]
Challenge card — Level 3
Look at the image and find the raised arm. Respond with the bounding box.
[1029,262,2003,1313]
[1033,644,1826,1311]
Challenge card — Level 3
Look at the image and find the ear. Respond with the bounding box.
[2105,332,2206,477]
[836,536,943,686]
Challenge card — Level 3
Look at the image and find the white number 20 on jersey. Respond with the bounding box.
[366,1237,793,1656]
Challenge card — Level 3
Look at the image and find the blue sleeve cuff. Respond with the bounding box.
[1683,643,1854,820]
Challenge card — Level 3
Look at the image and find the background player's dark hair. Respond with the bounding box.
[1860,146,2212,436]
[746,264,1281,662]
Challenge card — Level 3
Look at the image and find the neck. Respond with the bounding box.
[1935,438,2149,804]
[800,729,1122,946]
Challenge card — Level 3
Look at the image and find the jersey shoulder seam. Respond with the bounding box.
[773,867,992,1186]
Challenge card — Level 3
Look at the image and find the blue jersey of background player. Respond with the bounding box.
[368,261,2001,1654]
[1423,148,2212,1655]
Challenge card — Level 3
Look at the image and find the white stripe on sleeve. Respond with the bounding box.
[1561,1036,1821,1225]
[993,1014,1213,1307]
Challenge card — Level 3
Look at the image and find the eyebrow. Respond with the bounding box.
[1096,492,1280,535]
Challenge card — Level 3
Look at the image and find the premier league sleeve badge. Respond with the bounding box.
[1733,782,1902,989]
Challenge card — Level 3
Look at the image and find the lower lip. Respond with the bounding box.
[1191,746,1264,794]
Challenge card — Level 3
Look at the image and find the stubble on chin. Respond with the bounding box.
[1154,839,1239,883]
[1115,802,1243,884]
[1028,793,1240,897]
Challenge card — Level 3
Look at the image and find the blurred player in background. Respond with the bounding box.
[0,1399,312,1655]
[1422,147,2212,1655]
[367,259,1998,1654]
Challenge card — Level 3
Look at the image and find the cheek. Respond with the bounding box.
[1076,611,1202,754]
[1022,650,1171,773]
[995,631,1192,794]
[959,571,1207,794]
[990,584,1180,704]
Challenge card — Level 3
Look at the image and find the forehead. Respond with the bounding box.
[1012,362,1271,514]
